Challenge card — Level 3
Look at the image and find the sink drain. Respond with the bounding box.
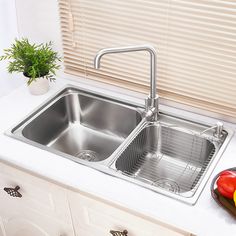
[153,178,180,193]
[75,150,98,161]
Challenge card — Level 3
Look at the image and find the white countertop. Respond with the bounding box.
[0,78,236,236]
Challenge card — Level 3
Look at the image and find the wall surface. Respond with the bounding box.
[15,0,62,52]
[0,0,63,98]
[15,0,64,81]
[0,0,23,97]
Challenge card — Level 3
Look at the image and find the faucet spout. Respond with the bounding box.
[94,44,159,120]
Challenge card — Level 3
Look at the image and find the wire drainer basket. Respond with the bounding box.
[113,121,217,197]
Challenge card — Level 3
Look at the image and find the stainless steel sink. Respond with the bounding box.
[114,122,216,195]
[109,118,233,204]
[9,86,143,162]
[7,85,233,205]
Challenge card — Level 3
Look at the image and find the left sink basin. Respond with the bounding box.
[8,86,143,162]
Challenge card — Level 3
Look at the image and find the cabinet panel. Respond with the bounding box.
[69,192,192,236]
[0,158,193,236]
[0,216,6,236]
[0,162,71,224]
[0,162,74,236]
[2,208,74,236]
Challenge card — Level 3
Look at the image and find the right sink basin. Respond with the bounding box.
[110,116,233,204]
[115,122,215,194]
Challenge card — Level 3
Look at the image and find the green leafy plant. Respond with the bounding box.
[0,38,61,85]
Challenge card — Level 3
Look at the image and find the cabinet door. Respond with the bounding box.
[0,216,6,236]
[0,163,71,224]
[0,162,74,236]
[68,192,192,236]
[1,208,73,236]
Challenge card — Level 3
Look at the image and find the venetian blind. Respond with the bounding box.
[59,0,236,118]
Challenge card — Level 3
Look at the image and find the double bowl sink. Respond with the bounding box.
[8,85,233,204]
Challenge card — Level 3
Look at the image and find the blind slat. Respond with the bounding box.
[59,0,236,118]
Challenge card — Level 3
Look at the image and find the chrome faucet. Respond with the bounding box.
[94,45,158,121]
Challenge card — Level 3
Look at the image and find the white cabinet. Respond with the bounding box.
[0,216,6,236]
[0,162,74,236]
[0,161,194,236]
[68,191,193,236]
[1,209,70,236]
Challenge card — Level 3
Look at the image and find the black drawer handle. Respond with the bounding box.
[110,230,128,236]
[4,186,22,198]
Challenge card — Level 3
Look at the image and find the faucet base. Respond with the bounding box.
[145,96,159,121]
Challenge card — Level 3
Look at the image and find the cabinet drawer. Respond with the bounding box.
[69,192,192,236]
[0,162,71,224]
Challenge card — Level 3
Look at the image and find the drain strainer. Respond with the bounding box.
[153,178,180,193]
[75,150,98,161]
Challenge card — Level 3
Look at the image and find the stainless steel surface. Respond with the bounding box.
[114,122,216,196]
[214,121,224,138]
[10,86,142,162]
[94,45,159,120]
[7,85,234,205]
[109,117,233,204]
[200,121,224,139]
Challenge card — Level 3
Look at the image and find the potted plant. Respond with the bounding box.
[0,38,61,95]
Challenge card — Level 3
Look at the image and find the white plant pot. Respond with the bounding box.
[28,77,49,95]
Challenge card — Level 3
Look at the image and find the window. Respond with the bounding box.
[59,0,236,119]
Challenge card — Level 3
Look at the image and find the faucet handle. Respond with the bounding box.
[144,96,159,121]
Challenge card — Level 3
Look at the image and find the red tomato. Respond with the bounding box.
[219,170,236,177]
[216,174,236,199]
